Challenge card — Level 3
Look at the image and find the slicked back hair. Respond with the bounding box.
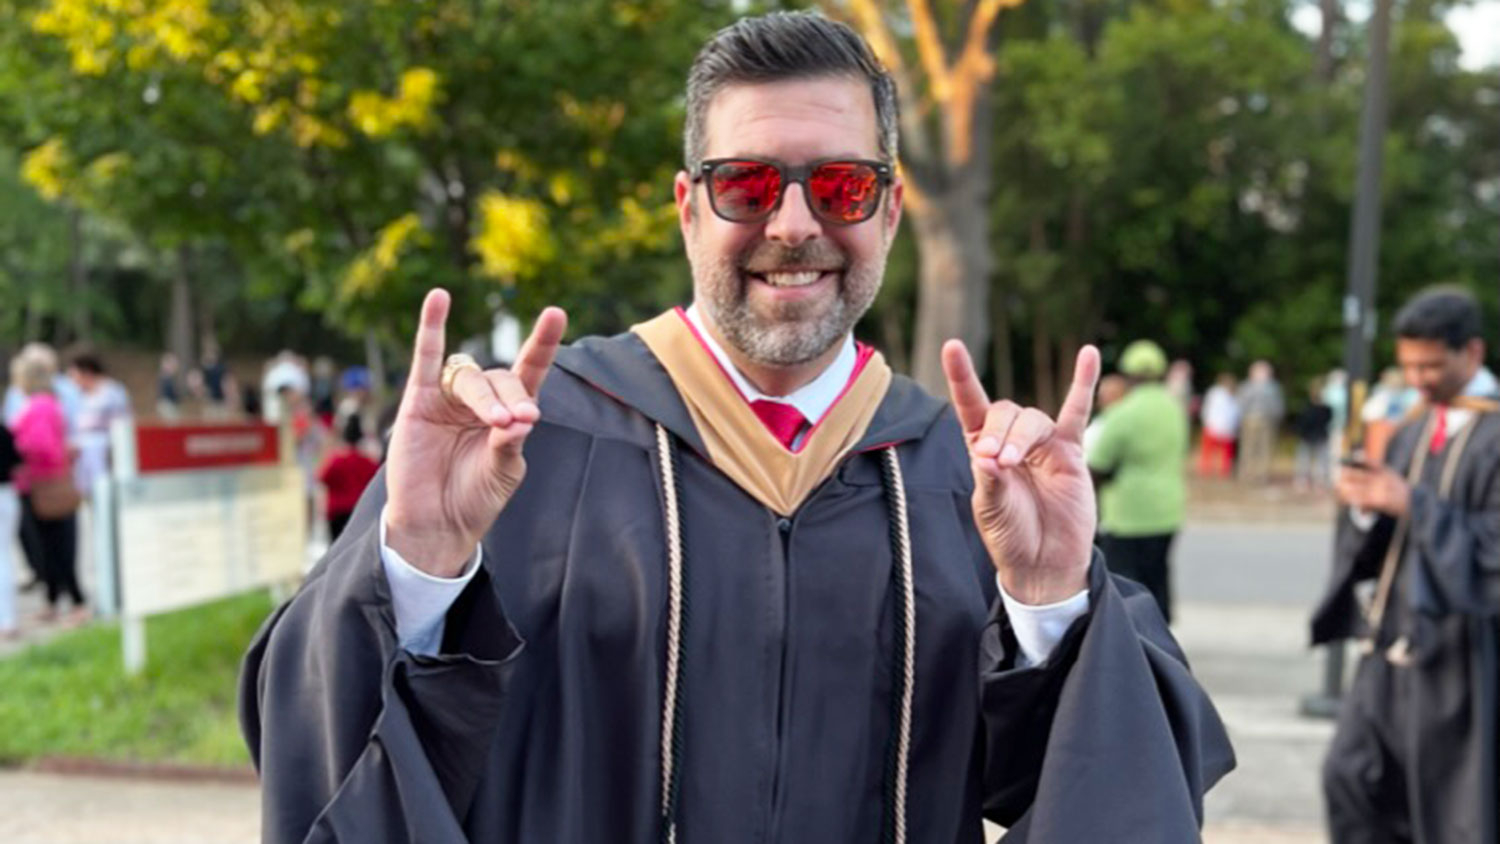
[683,11,899,170]
[1394,286,1484,350]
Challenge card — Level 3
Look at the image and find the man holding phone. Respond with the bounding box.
[1315,286,1500,843]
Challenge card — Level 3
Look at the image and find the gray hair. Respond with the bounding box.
[12,350,55,396]
[683,11,899,169]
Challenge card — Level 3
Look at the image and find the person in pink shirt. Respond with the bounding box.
[10,353,83,622]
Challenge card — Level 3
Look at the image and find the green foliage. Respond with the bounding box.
[989,0,1498,398]
[0,591,275,767]
[0,0,736,355]
[0,0,1493,392]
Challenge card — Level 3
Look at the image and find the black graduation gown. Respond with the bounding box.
[240,331,1234,843]
[1312,407,1500,843]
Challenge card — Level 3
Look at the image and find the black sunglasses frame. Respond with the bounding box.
[692,158,894,226]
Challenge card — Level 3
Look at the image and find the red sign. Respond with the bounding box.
[135,424,281,474]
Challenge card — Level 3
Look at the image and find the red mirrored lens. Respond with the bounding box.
[709,161,781,221]
[809,162,880,224]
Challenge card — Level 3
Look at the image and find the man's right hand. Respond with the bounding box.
[384,288,567,577]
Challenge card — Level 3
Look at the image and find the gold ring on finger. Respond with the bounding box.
[440,353,482,399]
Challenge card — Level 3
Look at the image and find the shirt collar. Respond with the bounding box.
[684,303,856,425]
[1462,367,1498,399]
[1434,368,1497,438]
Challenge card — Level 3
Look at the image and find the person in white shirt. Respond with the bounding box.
[1198,373,1240,477]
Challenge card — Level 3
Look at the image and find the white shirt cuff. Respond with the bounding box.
[997,576,1090,667]
[1349,507,1378,532]
[379,507,483,654]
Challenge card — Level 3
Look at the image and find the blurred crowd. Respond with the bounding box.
[0,342,395,641]
[1081,342,1399,626]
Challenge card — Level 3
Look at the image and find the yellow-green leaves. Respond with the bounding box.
[343,213,429,298]
[471,192,555,283]
[348,67,442,137]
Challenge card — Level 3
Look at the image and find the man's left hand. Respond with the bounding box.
[943,341,1101,605]
[1336,464,1411,517]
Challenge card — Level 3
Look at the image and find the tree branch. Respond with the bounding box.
[826,0,939,177]
[946,0,1020,167]
[905,0,952,103]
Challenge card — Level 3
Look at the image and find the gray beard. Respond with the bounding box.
[691,242,883,368]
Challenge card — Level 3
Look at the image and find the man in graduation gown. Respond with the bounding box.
[240,12,1232,843]
[1315,286,1500,843]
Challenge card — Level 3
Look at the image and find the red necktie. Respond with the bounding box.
[1430,405,1448,454]
[750,400,808,450]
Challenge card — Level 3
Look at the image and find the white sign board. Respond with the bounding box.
[114,465,306,618]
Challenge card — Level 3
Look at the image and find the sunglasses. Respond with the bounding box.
[693,158,894,226]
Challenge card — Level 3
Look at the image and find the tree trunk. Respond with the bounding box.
[68,206,88,344]
[1056,330,1080,412]
[168,248,196,370]
[198,284,218,361]
[365,329,388,403]
[990,282,1015,400]
[909,176,994,394]
[1317,0,1340,83]
[1033,319,1056,412]
[879,303,910,375]
[24,289,42,342]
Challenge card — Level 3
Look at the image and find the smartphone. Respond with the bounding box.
[1340,457,1372,470]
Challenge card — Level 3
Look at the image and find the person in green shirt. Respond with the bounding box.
[1086,339,1188,622]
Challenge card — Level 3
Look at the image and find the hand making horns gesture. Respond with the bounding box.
[942,341,1102,605]
[384,288,568,577]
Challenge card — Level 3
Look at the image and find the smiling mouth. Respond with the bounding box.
[746,269,840,288]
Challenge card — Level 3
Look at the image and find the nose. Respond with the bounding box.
[762,183,822,248]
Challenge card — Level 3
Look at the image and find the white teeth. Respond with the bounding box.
[760,271,825,288]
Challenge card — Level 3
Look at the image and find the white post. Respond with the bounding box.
[122,615,146,676]
[90,475,118,619]
[111,418,140,671]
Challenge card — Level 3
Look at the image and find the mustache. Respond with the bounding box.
[738,241,848,274]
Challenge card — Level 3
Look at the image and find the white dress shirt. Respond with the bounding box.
[381,307,1090,664]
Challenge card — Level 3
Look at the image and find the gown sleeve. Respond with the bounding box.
[979,552,1236,840]
[239,468,524,844]
[1404,449,1500,617]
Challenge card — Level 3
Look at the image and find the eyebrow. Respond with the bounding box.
[710,153,878,163]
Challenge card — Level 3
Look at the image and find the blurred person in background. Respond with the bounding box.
[1323,368,1349,467]
[1087,339,1188,623]
[317,415,379,542]
[3,343,79,593]
[334,366,381,455]
[67,352,132,500]
[1165,358,1195,416]
[277,384,327,531]
[11,352,84,623]
[310,356,337,428]
[1292,378,1333,492]
[4,342,82,436]
[0,418,19,639]
[156,351,182,421]
[198,342,230,419]
[1314,287,1500,843]
[1360,366,1419,465]
[1198,373,1240,477]
[261,350,310,425]
[1082,372,1129,457]
[1236,360,1284,484]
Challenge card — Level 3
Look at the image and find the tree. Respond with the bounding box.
[3,0,736,369]
[827,0,1025,393]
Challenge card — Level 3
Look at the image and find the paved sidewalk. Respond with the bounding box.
[0,770,259,844]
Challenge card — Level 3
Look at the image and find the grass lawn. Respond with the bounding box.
[0,590,277,768]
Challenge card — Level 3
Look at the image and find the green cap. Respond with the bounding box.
[1119,340,1168,378]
